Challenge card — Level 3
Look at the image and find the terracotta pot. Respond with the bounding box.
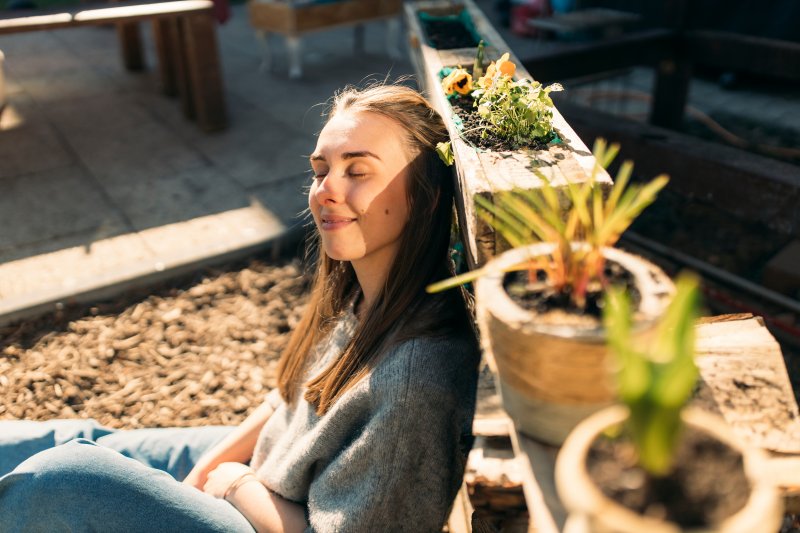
[474,243,674,445]
[555,405,783,533]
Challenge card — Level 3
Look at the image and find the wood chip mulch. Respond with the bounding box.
[0,259,310,429]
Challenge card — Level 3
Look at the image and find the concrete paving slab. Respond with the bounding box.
[105,166,249,232]
[0,165,130,253]
[15,66,124,104]
[0,32,86,79]
[247,173,311,228]
[0,230,153,305]
[45,92,207,183]
[0,93,75,179]
[136,201,293,259]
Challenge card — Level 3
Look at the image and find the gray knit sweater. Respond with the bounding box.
[250,309,480,532]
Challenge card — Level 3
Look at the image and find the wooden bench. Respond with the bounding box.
[247,0,403,79]
[0,0,226,131]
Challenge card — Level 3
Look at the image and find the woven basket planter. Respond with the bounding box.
[475,243,674,445]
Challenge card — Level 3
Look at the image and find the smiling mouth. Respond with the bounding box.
[320,215,357,230]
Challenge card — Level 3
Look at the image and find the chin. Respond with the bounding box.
[321,246,359,262]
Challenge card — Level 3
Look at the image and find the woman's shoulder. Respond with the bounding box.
[369,330,481,400]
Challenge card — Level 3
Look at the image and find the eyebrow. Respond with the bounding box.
[309,151,382,162]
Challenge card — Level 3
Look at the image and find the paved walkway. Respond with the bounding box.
[0,6,413,324]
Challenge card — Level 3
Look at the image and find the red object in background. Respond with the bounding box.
[511,0,551,37]
[213,0,230,24]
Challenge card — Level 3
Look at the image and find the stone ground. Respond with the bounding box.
[0,5,414,324]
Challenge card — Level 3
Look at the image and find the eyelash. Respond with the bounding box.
[311,171,365,180]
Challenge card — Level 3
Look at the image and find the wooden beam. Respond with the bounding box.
[687,30,800,82]
[649,54,691,129]
[557,101,800,235]
[519,29,674,82]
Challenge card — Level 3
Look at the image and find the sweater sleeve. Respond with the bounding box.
[304,339,473,533]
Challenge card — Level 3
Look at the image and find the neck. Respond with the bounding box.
[350,246,397,314]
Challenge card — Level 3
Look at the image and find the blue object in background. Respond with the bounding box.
[550,0,576,14]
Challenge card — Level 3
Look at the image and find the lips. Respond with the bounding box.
[320,213,357,231]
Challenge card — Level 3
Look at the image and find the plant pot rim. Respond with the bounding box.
[555,405,783,533]
[475,243,674,341]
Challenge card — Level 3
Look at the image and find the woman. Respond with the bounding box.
[0,84,480,532]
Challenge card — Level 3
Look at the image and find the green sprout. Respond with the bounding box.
[603,273,701,476]
[426,138,669,310]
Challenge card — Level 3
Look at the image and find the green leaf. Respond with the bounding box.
[603,273,702,477]
[436,141,454,167]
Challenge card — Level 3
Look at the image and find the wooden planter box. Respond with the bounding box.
[405,0,613,269]
[248,0,402,35]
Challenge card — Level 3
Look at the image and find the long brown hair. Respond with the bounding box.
[276,84,473,415]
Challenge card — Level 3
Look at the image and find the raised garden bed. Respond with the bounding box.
[405,0,612,268]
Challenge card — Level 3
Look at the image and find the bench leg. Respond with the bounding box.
[174,17,195,120]
[116,22,145,71]
[153,18,179,97]
[386,18,401,60]
[182,13,227,131]
[256,30,272,73]
[286,35,302,80]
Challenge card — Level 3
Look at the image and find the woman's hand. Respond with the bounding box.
[202,462,257,499]
[183,462,214,490]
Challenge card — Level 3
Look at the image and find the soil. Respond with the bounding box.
[0,258,309,429]
[502,259,641,322]
[421,18,480,50]
[449,95,554,152]
[587,423,751,528]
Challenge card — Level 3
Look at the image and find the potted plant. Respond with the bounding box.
[554,275,784,532]
[428,139,674,445]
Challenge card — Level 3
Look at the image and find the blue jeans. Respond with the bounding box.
[0,420,256,532]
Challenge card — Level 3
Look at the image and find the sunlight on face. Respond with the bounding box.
[308,111,413,273]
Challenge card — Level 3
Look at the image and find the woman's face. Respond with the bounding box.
[309,110,413,272]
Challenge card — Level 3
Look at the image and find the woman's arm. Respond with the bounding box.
[183,396,277,489]
[203,462,307,533]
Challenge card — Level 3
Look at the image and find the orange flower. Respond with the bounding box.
[442,68,473,96]
[477,52,516,89]
[495,52,516,77]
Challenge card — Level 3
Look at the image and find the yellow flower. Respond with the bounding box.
[442,68,473,96]
[477,52,517,89]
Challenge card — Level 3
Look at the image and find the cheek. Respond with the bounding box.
[308,182,320,215]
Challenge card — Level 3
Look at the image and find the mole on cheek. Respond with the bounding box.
[385,209,390,215]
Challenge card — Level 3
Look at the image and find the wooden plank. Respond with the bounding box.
[506,315,800,532]
[526,8,640,34]
[406,0,611,268]
[693,315,800,454]
[0,0,213,34]
[519,30,673,83]
[649,54,691,129]
[509,430,563,533]
[247,0,401,36]
[557,101,800,235]
[687,30,800,82]
[182,12,226,131]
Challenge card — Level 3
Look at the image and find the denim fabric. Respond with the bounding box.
[0,420,255,532]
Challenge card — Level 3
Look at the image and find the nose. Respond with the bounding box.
[313,173,345,206]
